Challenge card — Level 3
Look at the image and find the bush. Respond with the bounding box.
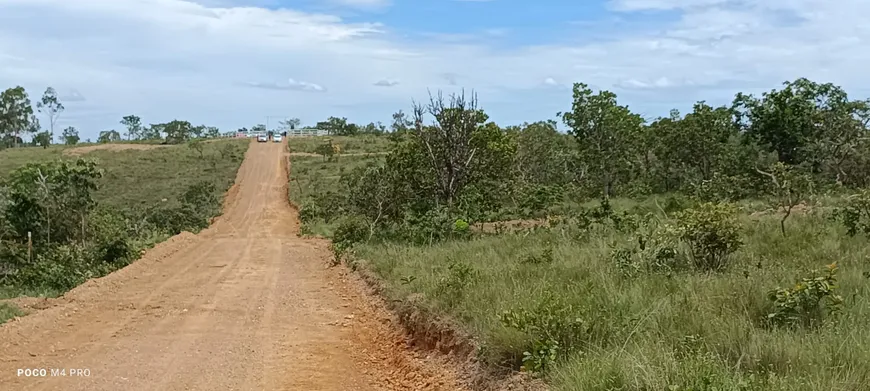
[333,216,369,247]
[766,262,844,329]
[674,202,742,272]
[181,180,219,217]
[16,244,105,291]
[390,207,458,245]
[499,293,587,374]
[835,189,870,236]
[610,217,683,277]
[434,258,479,307]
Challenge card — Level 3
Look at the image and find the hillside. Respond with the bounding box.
[286,79,870,391]
[0,139,249,304]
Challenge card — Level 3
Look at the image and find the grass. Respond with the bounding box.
[91,139,248,208]
[354,210,870,390]
[1,139,250,209]
[0,139,250,300]
[290,140,870,391]
[286,134,391,155]
[286,137,870,390]
[0,302,25,324]
[0,145,68,173]
[288,154,385,236]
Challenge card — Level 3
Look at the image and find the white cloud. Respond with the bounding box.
[374,79,400,87]
[59,89,87,102]
[247,78,326,92]
[1,0,870,137]
[609,0,730,11]
[329,0,391,8]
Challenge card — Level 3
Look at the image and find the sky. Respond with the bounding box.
[1,0,869,139]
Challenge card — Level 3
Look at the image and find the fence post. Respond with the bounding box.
[27,231,32,263]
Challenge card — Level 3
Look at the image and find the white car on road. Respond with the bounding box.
[257,134,268,142]
[272,134,283,143]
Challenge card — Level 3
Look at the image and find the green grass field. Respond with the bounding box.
[0,139,250,323]
[354,211,870,390]
[286,134,391,155]
[288,154,385,236]
[1,140,249,209]
[286,136,870,391]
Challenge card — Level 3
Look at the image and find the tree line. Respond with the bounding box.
[297,77,870,246]
[0,86,226,148]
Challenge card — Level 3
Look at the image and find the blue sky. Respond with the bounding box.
[1,0,868,139]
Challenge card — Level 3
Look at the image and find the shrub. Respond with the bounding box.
[333,216,369,247]
[522,246,554,265]
[610,217,683,277]
[452,218,471,239]
[674,202,742,272]
[392,207,457,245]
[499,293,586,374]
[767,262,844,329]
[434,258,479,306]
[17,244,105,291]
[181,180,219,217]
[834,189,870,236]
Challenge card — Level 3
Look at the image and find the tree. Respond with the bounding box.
[648,103,740,190]
[61,126,80,145]
[360,122,385,134]
[315,140,337,162]
[120,115,142,140]
[140,124,163,140]
[316,116,358,136]
[163,120,194,144]
[391,110,413,133]
[191,125,206,139]
[756,162,814,236]
[732,78,861,166]
[280,118,301,130]
[97,130,121,143]
[0,86,36,147]
[36,87,64,145]
[560,83,644,198]
[34,131,51,149]
[411,90,490,209]
[205,126,220,138]
[4,159,102,245]
[515,120,580,186]
[251,124,266,133]
[341,164,393,240]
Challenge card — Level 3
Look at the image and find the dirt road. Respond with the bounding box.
[1,142,465,390]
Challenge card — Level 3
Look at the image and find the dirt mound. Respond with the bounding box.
[63,143,170,156]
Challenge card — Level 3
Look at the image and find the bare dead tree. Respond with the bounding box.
[411,89,487,209]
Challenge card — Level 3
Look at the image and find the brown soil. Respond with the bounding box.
[63,143,170,156]
[0,141,468,391]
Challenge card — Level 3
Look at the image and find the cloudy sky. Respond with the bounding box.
[0,0,868,139]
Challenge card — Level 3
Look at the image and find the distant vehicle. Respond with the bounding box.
[272,134,283,143]
[257,134,268,142]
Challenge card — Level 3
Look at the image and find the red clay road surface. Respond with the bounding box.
[0,141,467,391]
